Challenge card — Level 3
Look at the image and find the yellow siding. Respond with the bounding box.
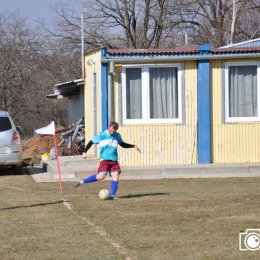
[84,51,260,165]
[211,59,260,163]
[84,50,102,156]
[114,61,198,166]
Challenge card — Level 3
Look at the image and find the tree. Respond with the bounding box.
[173,0,260,47]
[87,0,171,48]
[0,12,43,121]
[39,0,178,49]
[232,0,260,42]
[0,11,71,137]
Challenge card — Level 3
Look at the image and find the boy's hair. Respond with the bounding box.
[109,121,119,130]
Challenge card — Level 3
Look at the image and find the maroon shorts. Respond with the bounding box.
[98,160,121,175]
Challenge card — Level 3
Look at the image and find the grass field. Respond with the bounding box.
[0,168,260,260]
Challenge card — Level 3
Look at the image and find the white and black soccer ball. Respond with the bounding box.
[99,189,110,200]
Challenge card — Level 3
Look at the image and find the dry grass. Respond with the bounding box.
[0,168,260,259]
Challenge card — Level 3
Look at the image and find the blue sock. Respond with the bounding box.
[83,174,97,183]
[110,180,118,197]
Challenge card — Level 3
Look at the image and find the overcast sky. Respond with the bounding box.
[1,0,83,26]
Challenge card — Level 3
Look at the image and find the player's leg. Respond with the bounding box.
[109,171,119,198]
[96,172,107,180]
[74,161,108,188]
[74,174,98,188]
[109,161,121,198]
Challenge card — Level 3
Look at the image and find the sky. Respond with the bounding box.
[1,0,83,27]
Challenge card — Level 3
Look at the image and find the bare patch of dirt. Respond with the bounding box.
[22,135,55,157]
[21,127,81,162]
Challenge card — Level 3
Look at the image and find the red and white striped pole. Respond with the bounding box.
[53,134,64,200]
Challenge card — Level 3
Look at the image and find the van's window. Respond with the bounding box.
[0,117,12,132]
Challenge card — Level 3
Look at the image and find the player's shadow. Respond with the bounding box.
[119,192,170,199]
[0,200,63,211]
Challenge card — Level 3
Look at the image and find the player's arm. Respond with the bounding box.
[82,140,94,159]
[119,142,141,153]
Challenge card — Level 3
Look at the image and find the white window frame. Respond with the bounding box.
[225,61,260,122]
[122,64,182,124]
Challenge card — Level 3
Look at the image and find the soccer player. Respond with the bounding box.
[74,121,141,199]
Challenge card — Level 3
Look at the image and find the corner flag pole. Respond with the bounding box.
[35,121,64,201]
[53,134,64,200]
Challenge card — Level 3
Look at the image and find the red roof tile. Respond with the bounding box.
[107,45,199,55]
[106,45,260,55]
[175,44,199,52]
[212,47,260,53]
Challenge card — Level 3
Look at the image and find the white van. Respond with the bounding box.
[0,111,23,173]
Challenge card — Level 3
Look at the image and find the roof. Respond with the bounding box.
[212,46,260,53]
[107,45,199,55]
[46,79,84,100]
[220,38,260,48]
[106,44,260,57]
[53,79,83,88]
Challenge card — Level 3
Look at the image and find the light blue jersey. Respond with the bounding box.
[92,130,123,161]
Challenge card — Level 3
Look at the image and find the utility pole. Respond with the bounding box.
[230,0,237,45]
[81,10,85,80]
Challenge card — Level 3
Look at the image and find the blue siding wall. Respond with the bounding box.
[198,45,211,163]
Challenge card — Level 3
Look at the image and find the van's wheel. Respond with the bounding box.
[11,165,23,175]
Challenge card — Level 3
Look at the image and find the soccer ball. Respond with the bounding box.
[99,189,110,200]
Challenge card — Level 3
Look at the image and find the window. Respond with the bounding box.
[225,62,260,122]
[0,117,11,132]
[122,64,182,124]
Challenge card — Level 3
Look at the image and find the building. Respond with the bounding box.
[84,39,260,166]
[46,79,84,124]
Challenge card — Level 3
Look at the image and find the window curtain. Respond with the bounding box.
[229,66,257,117]
[126,68,142,119]
[149,67,178,119]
